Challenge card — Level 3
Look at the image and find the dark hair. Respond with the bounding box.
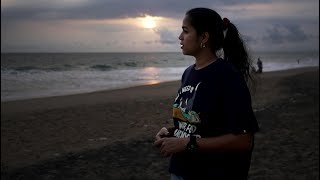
[186,8,254,82]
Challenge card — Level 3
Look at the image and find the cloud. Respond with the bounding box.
[1,0,276,21]
[242,35,258,44]
[153,28,178,44]
[263,24,309,44]
[1,0,318,52]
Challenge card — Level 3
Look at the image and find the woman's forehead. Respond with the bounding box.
[182,16,192,27]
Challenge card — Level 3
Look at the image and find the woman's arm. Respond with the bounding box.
[196,133,254,152]
[154,133,254,157]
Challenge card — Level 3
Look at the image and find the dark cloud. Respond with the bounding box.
[1,1,191,21]
[263,24,309,44]
[242,35,258,44]
[1,0,274,21]
[1,0,318,52]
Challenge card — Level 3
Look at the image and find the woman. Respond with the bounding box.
[154,8,259,179]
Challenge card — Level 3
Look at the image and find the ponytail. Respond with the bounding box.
[222,18,254,83]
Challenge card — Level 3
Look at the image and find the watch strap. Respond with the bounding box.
[186,135,199,153]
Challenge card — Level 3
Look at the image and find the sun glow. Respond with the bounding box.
[142,15,157,29]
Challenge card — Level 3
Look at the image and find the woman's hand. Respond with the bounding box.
[155,127,170,141]
[154,137,188,157]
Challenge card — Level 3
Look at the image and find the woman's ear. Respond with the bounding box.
[202,32,210,44]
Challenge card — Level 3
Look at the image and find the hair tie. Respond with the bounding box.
[223,17,230,30]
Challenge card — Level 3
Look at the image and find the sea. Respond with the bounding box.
[1,51,319,102]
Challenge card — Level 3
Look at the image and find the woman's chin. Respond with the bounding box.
[181,50,187,55]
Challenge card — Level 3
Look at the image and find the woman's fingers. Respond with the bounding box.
[155,127,169,140]
[153,138,164,148]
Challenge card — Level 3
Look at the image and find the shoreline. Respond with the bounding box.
[1,66,319,179]
[2,66,318,104]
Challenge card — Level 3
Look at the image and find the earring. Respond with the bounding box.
[200,43,206,48]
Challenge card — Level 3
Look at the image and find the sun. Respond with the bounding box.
[142,16,157,29]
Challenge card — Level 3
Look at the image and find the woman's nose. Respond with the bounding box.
[178,33,183,40]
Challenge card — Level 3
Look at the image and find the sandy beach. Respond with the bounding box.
[1,67,319,180]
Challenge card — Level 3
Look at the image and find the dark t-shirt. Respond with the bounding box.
[169,58,259,179]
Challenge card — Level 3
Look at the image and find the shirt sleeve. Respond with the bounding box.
[222,70,259,134]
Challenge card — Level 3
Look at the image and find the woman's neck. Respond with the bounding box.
[194,51,217,70]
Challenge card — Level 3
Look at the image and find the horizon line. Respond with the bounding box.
[1,50,319,54]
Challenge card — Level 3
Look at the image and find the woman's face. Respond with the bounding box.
[178,16,201,56]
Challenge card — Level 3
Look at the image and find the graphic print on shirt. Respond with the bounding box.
[173,82,202,138]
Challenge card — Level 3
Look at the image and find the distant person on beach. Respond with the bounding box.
[257,57,263,73]
[154,8,259,179]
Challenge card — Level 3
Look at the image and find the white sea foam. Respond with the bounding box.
[1,52,318,102]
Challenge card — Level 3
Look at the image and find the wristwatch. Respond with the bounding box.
[186,135,199,153]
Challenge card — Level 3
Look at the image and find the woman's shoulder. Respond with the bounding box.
[181,64,196,83]
[210,58,238,74]
[182,64,195,76]
[210,58,244,85]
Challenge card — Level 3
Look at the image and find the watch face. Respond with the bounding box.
[188,143,198,152]
[190,145,196,152]
[186,135,198,152]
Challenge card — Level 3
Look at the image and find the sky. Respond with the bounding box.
[1,0,319,53]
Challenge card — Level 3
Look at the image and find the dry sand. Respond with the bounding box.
[1,67,319,180]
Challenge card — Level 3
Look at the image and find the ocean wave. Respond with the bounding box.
[90,64,113,71]
[116,62,137,67]
[13,66,39,71]
[1,64,79,74]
